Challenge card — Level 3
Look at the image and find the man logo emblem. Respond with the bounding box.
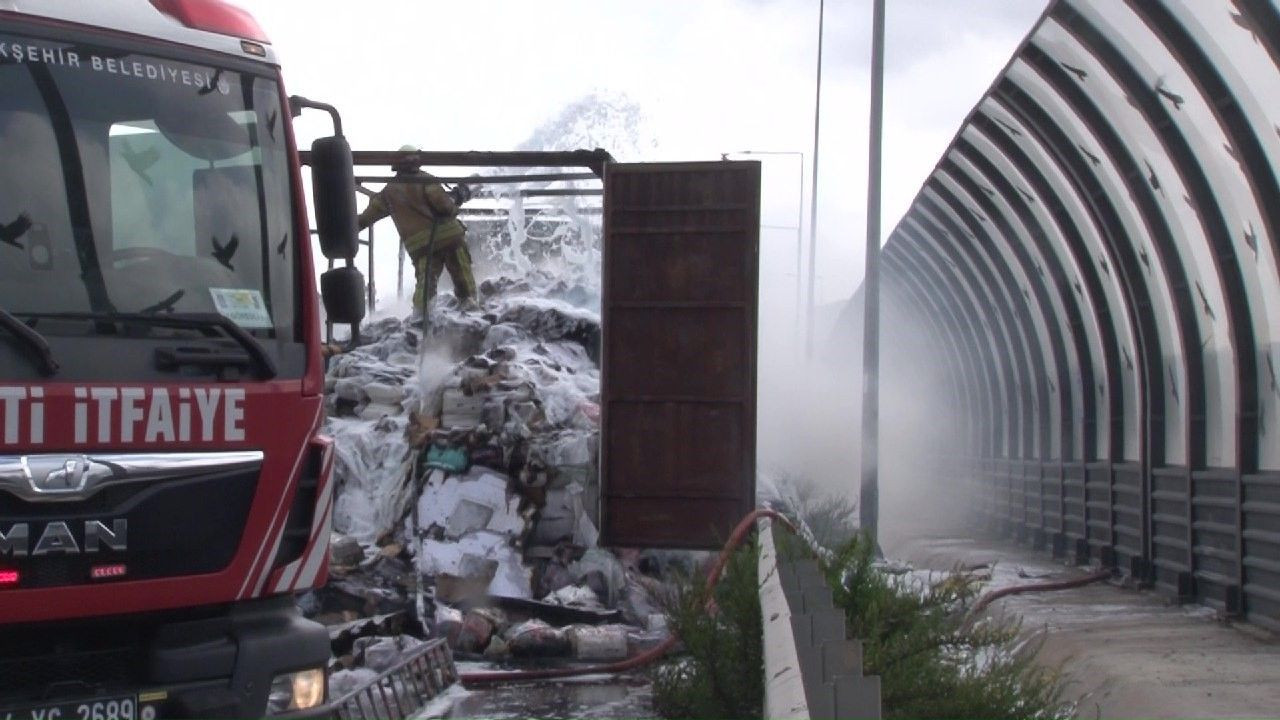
[22,455,94,494]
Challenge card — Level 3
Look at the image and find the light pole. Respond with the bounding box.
[861,0,886,550]
[722,150,805,352]
[806,0,825,361]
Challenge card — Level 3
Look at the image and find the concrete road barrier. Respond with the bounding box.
[759,519,881,720]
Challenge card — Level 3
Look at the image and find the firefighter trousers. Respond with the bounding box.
[413,243,477,310]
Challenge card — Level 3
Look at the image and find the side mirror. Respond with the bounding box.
[320,266,366,325]
[311,136,359,261]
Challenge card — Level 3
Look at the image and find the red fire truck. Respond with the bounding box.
[0,1,365,717]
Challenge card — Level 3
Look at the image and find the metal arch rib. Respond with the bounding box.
[0,450,263,503]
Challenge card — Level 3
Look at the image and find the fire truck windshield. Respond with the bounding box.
[0,28,297,342]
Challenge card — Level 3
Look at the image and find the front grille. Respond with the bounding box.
[0,647,143,700]
[0,467,258,588]
[0,628,144,702]
[0,604,230,705]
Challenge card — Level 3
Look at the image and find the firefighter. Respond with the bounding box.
[357,145,478,312]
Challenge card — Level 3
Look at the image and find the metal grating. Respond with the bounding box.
[330,638,457,720]
[1111,463,1145,573]
[1062,464,1088,546]
[1041,463,1064,537]
[1022,462,1044,536]
[1242,473,1280,631]
[1085,463,1112,555]
[1150,467,1192,597]
[1190,470,1240,612]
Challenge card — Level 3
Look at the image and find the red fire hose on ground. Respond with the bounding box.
[458,508,796,687]
[968,567,1113,617]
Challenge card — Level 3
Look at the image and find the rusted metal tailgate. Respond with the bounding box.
[600,161,760,549]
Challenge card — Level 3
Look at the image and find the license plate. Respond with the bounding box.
[0,695,138,720]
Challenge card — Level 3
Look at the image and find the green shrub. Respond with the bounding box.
[652,541,763,720]
[824,533,1074,720]
[771,474,859,549]
[651,508,1073,720]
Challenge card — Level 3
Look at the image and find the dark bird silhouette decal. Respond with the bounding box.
[1194,281,1216,321]
[1099,256,1110,276]
[1155,82,1185,110]
[141,289,184,314]
[0,213,31,249]
[1017,186,1036,204]
[1244,223,1258,259]
[1138,246,1151,270]
[995,118,1022,137]
[1223,143,1246,173]
[276,233,289,256]
[211,234,239,271]
[1122,346,1134,372]
[1169,365,1180,405]
[1230,10,1261,44]
[1145,160,1161,193]
[266,109,278,141]
[1079,144,1101,167]
[1061,61,1089,82]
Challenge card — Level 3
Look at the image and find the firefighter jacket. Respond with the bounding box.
[357,170,465,260]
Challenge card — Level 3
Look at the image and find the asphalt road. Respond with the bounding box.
[884,532,1280,719]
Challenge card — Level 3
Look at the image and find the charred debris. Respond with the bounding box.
[300,272,700,682]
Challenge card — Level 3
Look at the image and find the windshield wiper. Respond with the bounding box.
[142,312,278,380]
[140,290,185,315]
[18,311,276,379]
[0,309,59,375]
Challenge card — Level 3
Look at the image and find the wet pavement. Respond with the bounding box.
[885,532,1280,719]
[440,666,654,719]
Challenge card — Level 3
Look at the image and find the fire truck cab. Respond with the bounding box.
[0,1,359,717]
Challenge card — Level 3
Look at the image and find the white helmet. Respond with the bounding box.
[393,144,421,172]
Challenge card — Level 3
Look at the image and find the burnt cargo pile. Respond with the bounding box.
[303,273,687,678]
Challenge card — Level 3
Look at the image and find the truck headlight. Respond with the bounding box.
[267,667,327,714]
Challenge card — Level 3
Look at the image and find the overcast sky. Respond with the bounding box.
[241,0,1049,311]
